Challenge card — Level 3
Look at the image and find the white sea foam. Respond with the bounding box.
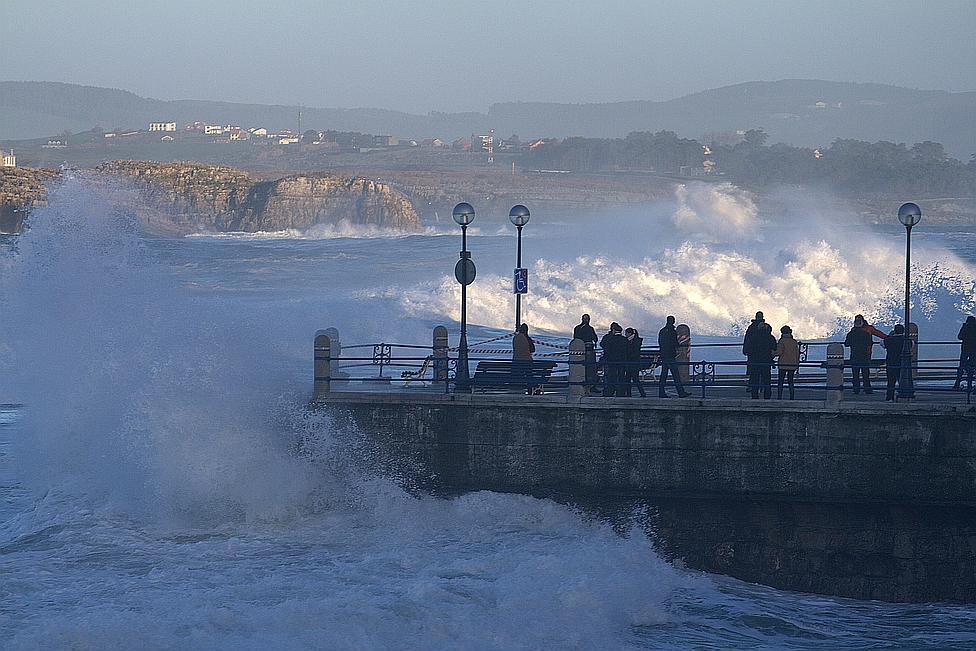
[399,183,976,340]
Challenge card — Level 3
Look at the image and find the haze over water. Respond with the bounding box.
[0,176,974,648]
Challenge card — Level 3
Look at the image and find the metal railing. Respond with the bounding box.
[316,335,976,403]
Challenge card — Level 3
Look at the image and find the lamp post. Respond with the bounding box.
[453,202,476,388]
[898,202,921,401]
[509,204,530,329]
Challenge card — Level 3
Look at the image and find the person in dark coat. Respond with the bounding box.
[600,322,628,396]
[744,322,777,399]
[742,311,765,391]
[953,316,976,390]
[658,316,689,398]
[624,327,646,397]
[844,315,875,394]
[882,324,909,401]
[573,314,599,391]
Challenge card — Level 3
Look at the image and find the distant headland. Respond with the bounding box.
[0,162,420,236]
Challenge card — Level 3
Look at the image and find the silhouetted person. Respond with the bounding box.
[744,322,776,399]
[658,316,689,398]
[954,316,976,390]
[512,323,535,394]
[574,313,599,391]
[624,327,646,398]
[774,325,800,399]
[844,315,875,394]
[600,322,628,396]
[883,324,909,401]
[742,311,765,391]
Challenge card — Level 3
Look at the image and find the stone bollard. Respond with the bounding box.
[569,338,586,399]
[825,341,844,407]
[313,330,331,398]
[908,322,918,378]
[677,323,691,383]
[433,326,449,387]
[324,327,341,379]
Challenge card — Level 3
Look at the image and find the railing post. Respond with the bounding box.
[313,330,331,398]
[433,326,449,391]
[908,322,918,379]
[569,338,585,399]
[677,323,691,383]
[825,342,844,407]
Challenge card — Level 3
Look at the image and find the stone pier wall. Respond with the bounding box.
[314,393,976,603]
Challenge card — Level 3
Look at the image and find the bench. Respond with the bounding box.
[470,360,557,392]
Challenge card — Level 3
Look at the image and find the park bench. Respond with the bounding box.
[470,360,557,392]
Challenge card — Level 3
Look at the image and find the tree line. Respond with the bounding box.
[519,130,976,197]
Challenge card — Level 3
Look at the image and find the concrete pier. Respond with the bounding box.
[313,391,976,603]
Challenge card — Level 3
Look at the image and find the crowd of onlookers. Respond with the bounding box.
[512,311,976,400]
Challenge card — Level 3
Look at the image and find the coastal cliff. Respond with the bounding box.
[98,161,421,235]
[0,162,421,235]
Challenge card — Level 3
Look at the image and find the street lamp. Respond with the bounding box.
[897,202,921,401]
[509,204,530,329]
[453,202,476,388]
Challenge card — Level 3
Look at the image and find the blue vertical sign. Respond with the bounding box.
[514,268,528,294]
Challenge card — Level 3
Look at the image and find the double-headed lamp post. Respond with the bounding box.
[509,204,530,329]
[898,202,921,400]
[452,202,476,387]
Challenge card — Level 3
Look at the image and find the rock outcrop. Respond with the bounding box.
[97,161,421,235]
[0,167,60,233]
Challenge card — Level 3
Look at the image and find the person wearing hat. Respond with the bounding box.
[883,324,910,401]
[953,316,976,390]
[600,322,629,396]
[774,325,800,399]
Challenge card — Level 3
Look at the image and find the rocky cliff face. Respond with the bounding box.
[98,161,421,235]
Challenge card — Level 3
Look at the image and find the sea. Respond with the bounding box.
[1,174,974,649]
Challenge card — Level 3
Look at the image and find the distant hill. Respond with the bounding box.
[2,80,974,159]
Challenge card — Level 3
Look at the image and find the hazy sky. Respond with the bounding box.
[2,1,973,114]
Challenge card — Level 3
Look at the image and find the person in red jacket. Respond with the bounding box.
[856,314,887,358]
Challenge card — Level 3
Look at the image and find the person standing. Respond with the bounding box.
[600,322,628,396]
[624,327,647,397]
[658,316,690,398]
[573,313,599,392]
[857,314,887,359]
[512,323,535,394]
[953,316,976,390]
[742,311,765,391]
[774,325,800,399]
[844,315,875,394]
[744,322,777,399]
[883,324,908,401]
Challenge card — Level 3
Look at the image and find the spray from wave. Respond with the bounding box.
[399,183,976,340]
[0,173,323,525]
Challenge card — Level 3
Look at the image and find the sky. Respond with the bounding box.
[2,1,974,115]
